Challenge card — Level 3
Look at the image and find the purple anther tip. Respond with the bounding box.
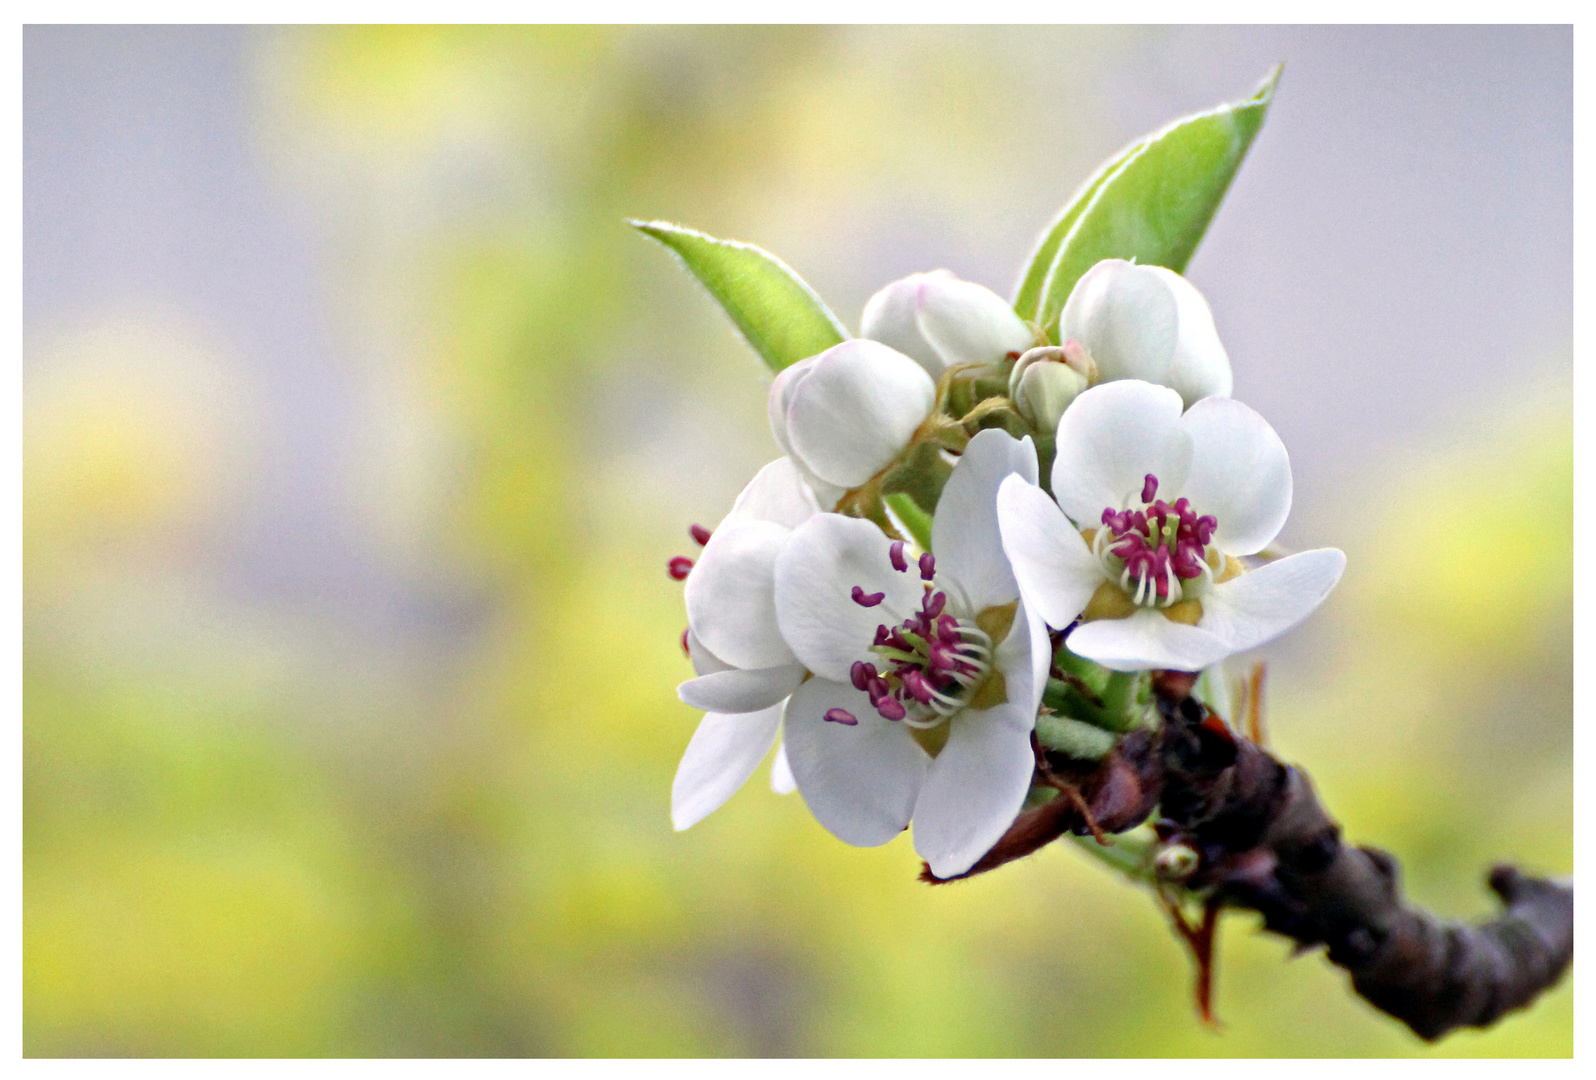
[919,552,936,581]
[680,628,691,657]
[902,670,936,704]
[851,586,886,608]
[876,697,907,721]
[668,556,694,581]
[850,661,870,691]
[1141,474,1159,503]
[689,523,712,546]
[925,591,947,618]
[889,541,908,572]
[824,708,860,726]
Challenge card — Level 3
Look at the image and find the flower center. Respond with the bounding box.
[1094,474,1219,609]
[834,543,992,729]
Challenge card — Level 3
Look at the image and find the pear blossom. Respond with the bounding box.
[672,457,817,829]
[996,379,1344,673]
[772,429,1050,878]
[861,270,1037,380]
[1060,259,1232,407]
[768,338,938,508]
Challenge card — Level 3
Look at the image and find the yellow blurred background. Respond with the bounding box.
[23,26,1570,1056]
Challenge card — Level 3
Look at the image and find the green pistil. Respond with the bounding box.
[896,629,929,654]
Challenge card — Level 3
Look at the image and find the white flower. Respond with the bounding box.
[772,429,1050,878]
[672,457,816,829]
[861,270,1037,380]
[1060,259,1232,407]
[996,380,1344,673]
[768,339,937,508]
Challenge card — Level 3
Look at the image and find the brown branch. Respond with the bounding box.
[921,679,1573,1042]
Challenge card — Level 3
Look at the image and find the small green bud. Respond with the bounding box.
[1008,346,1088,432]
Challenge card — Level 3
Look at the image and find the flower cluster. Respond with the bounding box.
[666,261,1344,879]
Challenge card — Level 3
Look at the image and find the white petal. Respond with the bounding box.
[782,677,927,847]
[1177,396,1292,556]
[784,340,936,489]
[911,703,1036,878]
[914,274,1035,371]
[860,272,946,377]
[1199,548,1346,655]
[1150,265,1232,405]
[767,355,818,462]
[684,519,795,670]
[685,629,731,678]
[1050,380,1192,526]
[991,596,1049,718]
[1060,260,1179,389]
[678,662,806,714]
[996,475,1104,631]
[770,742,797,794]
[931,429,1037,613]
[774,513,924,683]
[1066,608,1232,673]
[724,457,822,530]
[671,705,782,830]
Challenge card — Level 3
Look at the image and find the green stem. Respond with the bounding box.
[1099,670,1147,732]
[883,492,934,552]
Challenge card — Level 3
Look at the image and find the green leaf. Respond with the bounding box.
[1030,65,1281,336]
[630,220,849,373]
[1011,136,1149,322]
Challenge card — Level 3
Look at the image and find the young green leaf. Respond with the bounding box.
[1011,136,1149,322]
[630,220,849,373]
[1030,65,1281,336]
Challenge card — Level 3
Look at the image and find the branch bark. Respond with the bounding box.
[922,678,1573,1042]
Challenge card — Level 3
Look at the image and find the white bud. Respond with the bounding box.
[1008,346,1088,433]
[861,270,1035,380]
[768,339,936,493]
[1059,259,1232,407]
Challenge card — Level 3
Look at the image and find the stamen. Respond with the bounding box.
[689,524,712,546]
[919,552,937,581]
[851,586,886,607]
[668,556,694,580]
[889,541,909,573]
[1092,478,1228,609]
[901,669,937,704]
[824,708,860,726]
[680,628,690,657]
[850,661,875,692]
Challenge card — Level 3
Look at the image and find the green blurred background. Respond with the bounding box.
[23,26,1570,1056]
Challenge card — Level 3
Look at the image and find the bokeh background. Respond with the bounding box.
[23,25,1571,1057]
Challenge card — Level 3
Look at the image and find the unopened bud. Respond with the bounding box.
[1153,841,1201,882]
[1060,338,1098,383]
[1008,346,1088,433]
[1058,259,1232,407]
